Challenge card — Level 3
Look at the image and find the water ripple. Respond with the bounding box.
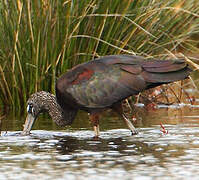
[1,109,199,179]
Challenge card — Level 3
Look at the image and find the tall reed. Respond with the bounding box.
[0,0,199,113]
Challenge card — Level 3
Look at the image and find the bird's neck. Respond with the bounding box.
[41,92,77,126]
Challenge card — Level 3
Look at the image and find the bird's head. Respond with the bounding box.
[21,91,51,135]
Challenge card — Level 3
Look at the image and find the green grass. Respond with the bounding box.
[0,0,199,113]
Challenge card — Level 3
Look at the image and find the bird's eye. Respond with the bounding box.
[27,104,34,114]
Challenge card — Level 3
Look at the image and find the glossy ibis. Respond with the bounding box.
[22,55,191,137]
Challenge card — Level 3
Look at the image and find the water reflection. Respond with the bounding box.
[1,124,199,179]
[1,103,199,179]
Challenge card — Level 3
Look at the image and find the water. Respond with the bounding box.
[1,103,199,180]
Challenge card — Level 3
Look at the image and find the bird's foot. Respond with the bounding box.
[131,129,138,135]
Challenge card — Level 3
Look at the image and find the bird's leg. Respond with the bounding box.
[89,113,100,137]
[113,103,138,135]
[122,113,138,135]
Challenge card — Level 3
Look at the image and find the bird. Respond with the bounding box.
[22,55,191,137]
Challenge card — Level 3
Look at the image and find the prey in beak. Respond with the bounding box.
[21,104,36,135]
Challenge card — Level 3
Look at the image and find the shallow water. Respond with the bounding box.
[1,103,199,179]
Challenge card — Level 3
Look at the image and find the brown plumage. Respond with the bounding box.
[22,55,191,136]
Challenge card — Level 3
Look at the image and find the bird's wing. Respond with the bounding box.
[56,55,190,109]
[65,64,145,108]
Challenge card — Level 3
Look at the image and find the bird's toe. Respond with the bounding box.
[131,130,138,135]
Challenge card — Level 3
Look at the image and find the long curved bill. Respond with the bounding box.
[21,113,35,135]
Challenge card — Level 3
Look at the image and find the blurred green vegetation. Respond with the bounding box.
[0,0,199,113]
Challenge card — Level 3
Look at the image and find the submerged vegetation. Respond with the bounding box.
[0,0,199,113]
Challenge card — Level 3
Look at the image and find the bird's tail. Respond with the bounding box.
[141,59,191,88]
